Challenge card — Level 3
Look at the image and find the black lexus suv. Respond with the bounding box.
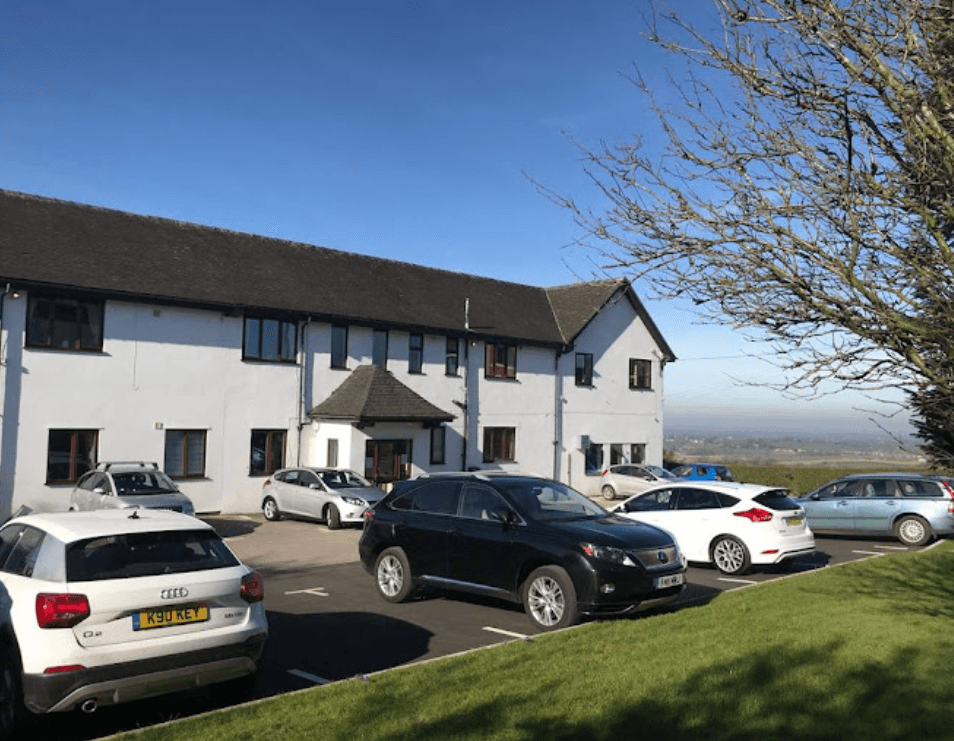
[358,473,686,631]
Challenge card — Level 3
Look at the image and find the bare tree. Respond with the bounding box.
[545,0,954,462]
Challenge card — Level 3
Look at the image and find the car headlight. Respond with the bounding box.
[581,543,637,567]
[341,496,366,507]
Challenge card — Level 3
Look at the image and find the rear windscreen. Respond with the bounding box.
[754,490,802,511]
[67,529,239,581]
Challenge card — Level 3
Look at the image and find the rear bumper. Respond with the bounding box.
[22,631,267,713]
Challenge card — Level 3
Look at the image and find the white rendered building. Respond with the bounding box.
[0,190,675,515]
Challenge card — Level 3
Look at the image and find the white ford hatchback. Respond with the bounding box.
[0,509,266,733]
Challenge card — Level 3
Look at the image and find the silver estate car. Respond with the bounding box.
[796,473,954,546]
[69,462,196,517]
[261,467,385,529]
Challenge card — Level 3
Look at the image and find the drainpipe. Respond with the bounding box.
[296,317,312,466]
[552,347,565,482]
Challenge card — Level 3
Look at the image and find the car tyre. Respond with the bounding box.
[521,565,580,631]
[601,485,617,501]
[327,504,341,530]
[895,515,932,546]
[711,535,751,575]
[0,640,24,739]
[262,497,281,521]
[375,547,415,603]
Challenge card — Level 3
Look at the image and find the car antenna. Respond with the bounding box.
[128,509,140,519]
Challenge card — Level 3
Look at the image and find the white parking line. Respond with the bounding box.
[851,550,885,556]
[717,577,759,585]
[288,669,330,685]
[483,626,531,640]
[874,545,909,550]
[285,587,329,597]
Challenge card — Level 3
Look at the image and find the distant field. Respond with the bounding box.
[729,462,928,495]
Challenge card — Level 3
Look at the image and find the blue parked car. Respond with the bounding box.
[669,463,735,482]
[796,472,954,546]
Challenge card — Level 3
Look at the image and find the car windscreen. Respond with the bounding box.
[319,471,369,489]
[67,529,240,581]
[500,481,608,521]
[112,471,179,496]
[753,490,801,511]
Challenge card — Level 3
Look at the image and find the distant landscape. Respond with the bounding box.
[664,430,924,467]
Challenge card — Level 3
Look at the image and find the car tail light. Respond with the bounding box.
[262,479,271,488]
[734,508,773,523]
[36,593,90,628]
[240,572,265,603]
[940,480,954,513]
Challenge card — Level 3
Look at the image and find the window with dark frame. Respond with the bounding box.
[631,443,646,464]
[164,429,207,479]
[483,427,516,463]
[243,317,297,363]
[445,337,460,376]
[629,359,652,389]
[575,353,593,386]
[430,425,446,464]
[372,329,388,368]
[250,429,286,476]
[331,325,348,369]
[27,295,104,351]
[46,429,98,484]
[484,343,517,379]
[409,333,424,374]
[584,443,603,475]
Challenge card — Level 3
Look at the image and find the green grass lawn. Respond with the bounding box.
[729,463,929,496]
[121,541,954,741]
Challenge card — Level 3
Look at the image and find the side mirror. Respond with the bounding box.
[810,493,820,501]
[93,487,107,495]
[488,507,518,525]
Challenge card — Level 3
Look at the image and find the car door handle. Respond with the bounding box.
[837,501,851,507]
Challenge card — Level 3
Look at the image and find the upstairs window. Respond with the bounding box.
[575,353,593,386]
[445,337,460,376]
[485,343,517,379]
[373,329,389,368]
[630,359,652,390]
[331,325,348,369]
[244,317,296,363]
[27,295,104,351]
[409,333,424,374]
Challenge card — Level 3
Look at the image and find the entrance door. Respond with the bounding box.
[365,439,412,485]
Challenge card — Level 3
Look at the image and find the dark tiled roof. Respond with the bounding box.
[309,365,455,423]
[0,189,672,354]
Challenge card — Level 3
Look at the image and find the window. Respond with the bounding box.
[165,430,207,479]
[483,427,515,463]
[327,439,339,468]
[584,442,603,475]
[430,425,446,465]
[630,359,652,389]
[243,317,297,362]
[610,444,624,466]
[27,295,104,351]
[445,337,460,376]
[485,343,517,379]
[575,353,593,386]
[409,333,424,374]
[631,443,646,464]
[460,484,507,520]
[250,429,285,476]
[331,325,349,369]
[373,329,388,368]
[47,429,98,484]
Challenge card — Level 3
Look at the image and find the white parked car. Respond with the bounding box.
[599,464,681,501]
[0,509,266,733]
[69,461,196,517]
[261,467,385,529]
[609,482,815,575]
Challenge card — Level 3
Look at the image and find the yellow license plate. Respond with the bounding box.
[133,604,208,631]
[786,516,803,526]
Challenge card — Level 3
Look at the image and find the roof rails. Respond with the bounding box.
[96,461,160,471]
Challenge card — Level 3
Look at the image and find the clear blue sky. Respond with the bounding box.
[0,0,912,439]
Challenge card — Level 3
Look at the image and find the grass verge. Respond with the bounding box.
[120,541,954,741]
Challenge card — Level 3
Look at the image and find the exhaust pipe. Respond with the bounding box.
[80,699,98,714]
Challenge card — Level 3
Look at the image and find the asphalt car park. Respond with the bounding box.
[35,515,934,741]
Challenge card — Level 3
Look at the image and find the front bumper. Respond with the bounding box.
[22,632,267,713]
[572,558,686,615]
